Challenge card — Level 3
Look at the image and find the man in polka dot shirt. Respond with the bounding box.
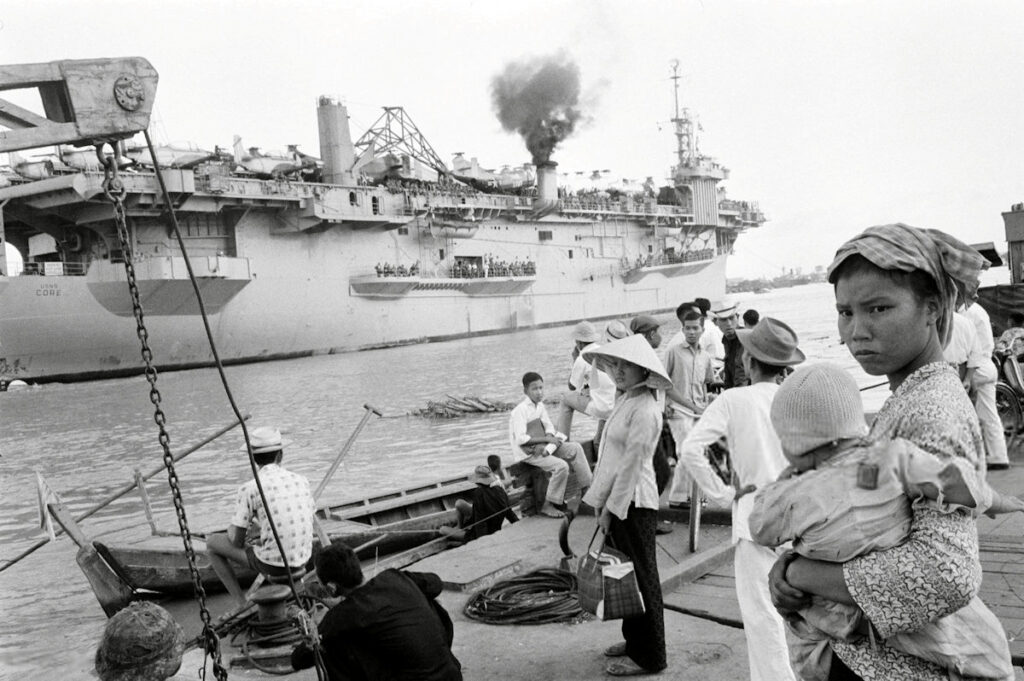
[207,426,315,606]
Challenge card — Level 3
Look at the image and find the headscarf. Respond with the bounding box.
[827,223,988,346]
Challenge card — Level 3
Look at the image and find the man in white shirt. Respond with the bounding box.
[678,318,803,681]
[557,324,618,440]
[509,372,592,518]
[943,311,977,388]
[207,426,316,606]
[964,296,1010,470]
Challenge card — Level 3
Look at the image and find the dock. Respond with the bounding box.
[181,461,1024,680]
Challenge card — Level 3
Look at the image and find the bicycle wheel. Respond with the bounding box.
[995,382,1022,438]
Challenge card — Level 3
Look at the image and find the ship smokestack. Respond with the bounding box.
[491,53,586,166]
[317,96,355,185]
[534,161,559,215]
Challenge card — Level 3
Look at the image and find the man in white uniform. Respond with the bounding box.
[964,295,1010,470]
[678,318,803,681]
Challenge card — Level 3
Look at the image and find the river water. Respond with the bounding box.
[0,272,1007,679]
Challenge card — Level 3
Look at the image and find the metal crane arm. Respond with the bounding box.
[0,57,157,153]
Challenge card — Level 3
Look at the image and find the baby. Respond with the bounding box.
[749,362,1022,681]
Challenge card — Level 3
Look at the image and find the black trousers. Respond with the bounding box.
[607,506,667,672]
[829,653,863,681]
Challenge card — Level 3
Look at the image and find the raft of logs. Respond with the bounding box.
[412,395,517,419]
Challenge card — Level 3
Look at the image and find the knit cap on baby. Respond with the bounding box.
[771,362,868,456]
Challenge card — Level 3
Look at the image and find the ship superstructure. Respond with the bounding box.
[0,59,764,382]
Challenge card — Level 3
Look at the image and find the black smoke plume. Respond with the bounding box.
[491,54,584,165]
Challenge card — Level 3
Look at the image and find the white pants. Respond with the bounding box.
[524,442,591,504]
[974,376,1009,465]
[667,414,696,504]
[734,540,797,681]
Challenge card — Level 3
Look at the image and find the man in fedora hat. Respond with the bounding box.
[207,426,315,606]
[712,299,747,389]
[677,318,803,681]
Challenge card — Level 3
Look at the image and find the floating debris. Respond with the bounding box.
[412,395,517,419]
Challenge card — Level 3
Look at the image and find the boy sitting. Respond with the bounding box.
[508,372,592,518]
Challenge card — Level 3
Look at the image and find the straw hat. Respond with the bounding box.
[711,299,738,319]
[582,335,673,391]
[572,321,600,343]
[604,320,630,342]
[95,602,184,681]
[242,426,291,454]
[735,317,804,367]
[771,362,868,456]
[469,464,496,485]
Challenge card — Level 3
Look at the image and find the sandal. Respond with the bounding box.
[606,660,659,676]
[604,642,627,657]
[538,508,565,518]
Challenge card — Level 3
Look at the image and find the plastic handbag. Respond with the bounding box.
[576,527,645,620]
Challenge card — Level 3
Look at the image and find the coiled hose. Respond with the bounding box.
[463,568,585,625]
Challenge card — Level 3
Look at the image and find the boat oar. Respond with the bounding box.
[313,404,382,502]
[0,415,250,573]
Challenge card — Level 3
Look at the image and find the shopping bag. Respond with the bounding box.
[576,528,645,620]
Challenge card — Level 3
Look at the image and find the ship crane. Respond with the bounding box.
[0,57,157,154]
[352,106,450,179]
[0,57,327,681]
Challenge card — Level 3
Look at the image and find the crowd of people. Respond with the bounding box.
[94,223,1021,681]
[373,260,421,277]
[627,247,716,272]
[450,256,536,279]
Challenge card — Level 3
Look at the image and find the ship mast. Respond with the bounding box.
[669,60,726,228]
[670,59,696,170]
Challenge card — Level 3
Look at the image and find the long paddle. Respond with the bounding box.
[313,404,382,502]
[0,415,250,573]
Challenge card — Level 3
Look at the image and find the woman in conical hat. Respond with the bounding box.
[769,223,996,680]
[581,334,670,676]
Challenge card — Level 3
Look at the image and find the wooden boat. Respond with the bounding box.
[62,475,524,600]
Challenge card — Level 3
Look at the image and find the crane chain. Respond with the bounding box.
[99,145,228,681]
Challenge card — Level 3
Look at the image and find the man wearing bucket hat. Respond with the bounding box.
[677,318,803,681]
[207,426,316,606]
[451,465,519,542]
[558,321,618,441]
[581,335,672,676]
[568,321,601,396]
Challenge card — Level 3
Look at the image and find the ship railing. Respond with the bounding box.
[14,261,88,276]
[621,248,716,274]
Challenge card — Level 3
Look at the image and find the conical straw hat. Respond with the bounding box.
[582,334,673,391]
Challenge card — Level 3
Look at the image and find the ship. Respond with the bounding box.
[0,59,765,383]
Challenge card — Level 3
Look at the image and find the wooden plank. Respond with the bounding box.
[47,502,89,547]
[0,97,52,128]
[0,61,63,88]
[325,478,475,519]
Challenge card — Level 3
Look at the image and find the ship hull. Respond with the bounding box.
[0,241,727,382]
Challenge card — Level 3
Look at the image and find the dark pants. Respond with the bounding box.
[828,653,863,681]
[607,506,666,672]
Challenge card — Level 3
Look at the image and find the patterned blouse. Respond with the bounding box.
[833,362,985,679]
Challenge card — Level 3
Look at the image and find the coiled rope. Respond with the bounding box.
[463,568,584,625]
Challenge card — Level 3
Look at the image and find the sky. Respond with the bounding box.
[2,0,1023,279]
